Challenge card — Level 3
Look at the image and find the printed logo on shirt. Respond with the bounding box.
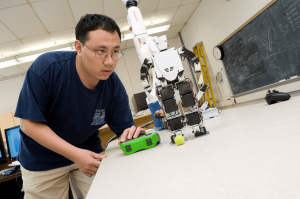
[91,109,105,125]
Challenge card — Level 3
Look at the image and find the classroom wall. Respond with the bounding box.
[0,76,25,115]
[179,0,300,107]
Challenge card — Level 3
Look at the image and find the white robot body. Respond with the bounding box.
[133,34,160,63]
[122,0,209,141]
[152,48,184,82]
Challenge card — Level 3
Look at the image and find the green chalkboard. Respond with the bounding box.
[221,0,300,95]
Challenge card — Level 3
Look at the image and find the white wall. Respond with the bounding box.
[0,76,25,115]
[179,0,300,107]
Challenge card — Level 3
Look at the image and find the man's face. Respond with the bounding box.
[79,29,120,81]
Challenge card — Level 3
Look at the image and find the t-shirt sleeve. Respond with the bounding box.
[107,84,135,137]
[14,70,49,123]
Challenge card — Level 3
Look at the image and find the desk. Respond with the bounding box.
[88,96,300,199]
[0,156,23,199]
[0,156,21,183]
[98,113,155,149]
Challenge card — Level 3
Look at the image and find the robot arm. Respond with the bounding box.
[140,58,152,89]
[178,47,201,73]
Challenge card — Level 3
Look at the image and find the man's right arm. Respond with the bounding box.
[20,119,107,177]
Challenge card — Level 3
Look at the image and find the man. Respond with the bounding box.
[15,14,143,199]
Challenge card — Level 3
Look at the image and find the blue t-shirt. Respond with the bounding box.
[15,51,134,171]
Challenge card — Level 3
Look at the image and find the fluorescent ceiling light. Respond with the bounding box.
[0,59,19,69]
[17,53,43,63]
[0,46,73,69]
[121,25,170,41]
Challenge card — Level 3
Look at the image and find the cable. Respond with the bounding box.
[141,121,154,129]
[15,169,22,199]
[104,136,117,151]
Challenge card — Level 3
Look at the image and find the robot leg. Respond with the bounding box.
[156,83,184,143]
[176,80,208,137]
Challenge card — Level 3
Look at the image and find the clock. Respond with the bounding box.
[213,46,224,60]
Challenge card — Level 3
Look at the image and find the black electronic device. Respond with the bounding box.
[221,0,300,95]
[4,126,21,161]
[0,129,7,165]
[265,90,291,105]
[133,90,152,112]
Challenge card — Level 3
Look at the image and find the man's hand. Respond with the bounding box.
[118,126,145,145]
[73,149,107,178]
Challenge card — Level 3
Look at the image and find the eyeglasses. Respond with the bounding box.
[84,44,124,60]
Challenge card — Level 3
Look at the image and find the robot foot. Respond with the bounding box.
[194,126,208,137]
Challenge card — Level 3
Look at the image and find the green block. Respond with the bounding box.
[120,132,160,155]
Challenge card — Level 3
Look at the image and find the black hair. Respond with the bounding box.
[75,14,121,44]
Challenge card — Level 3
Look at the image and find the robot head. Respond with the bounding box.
[122,0,141,8]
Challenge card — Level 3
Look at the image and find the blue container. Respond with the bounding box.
[148,101,164,131]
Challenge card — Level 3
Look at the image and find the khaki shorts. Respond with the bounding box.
[21,164,94,199]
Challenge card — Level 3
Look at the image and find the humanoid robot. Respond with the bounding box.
[122,0,209,143]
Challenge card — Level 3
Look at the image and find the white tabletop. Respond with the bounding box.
[87,96,300,199]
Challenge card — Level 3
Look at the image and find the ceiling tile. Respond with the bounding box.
[31,0,76,32]
[69,0,104,23]
[157,0,182,10]
[126,40,135,49]
[0,0,27,9]
[18,61,34,71]
[120,41,126,50]
[21,34,54,51]
[0,40,30,57]
[152,7,178,25]
[181,0,201,5]
[116,11,155,33]
[171,3,198,26]
[28,0,50,2]
[138,0,159,13]
[150,32,167,38]
[142,12,156,26]
[0,22,18,44]
[103,0,127,19]
[165,24,184,39]
[51,28,76,45]
[0,66,25,77]
[0,4,47,39]
[115,17,129,32]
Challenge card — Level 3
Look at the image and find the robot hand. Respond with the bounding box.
[178,47,201,72]
[140,58,152,89]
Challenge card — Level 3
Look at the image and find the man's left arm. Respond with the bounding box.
[106,90,144,145]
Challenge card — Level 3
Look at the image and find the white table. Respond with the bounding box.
[87,96,300,199]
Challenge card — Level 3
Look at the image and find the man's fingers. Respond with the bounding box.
[127,126,136,139]
[92,153,107,160]
[85,172,93,178]
[120,128,130,143]
[88,166,98,174]
[133,127,143,138]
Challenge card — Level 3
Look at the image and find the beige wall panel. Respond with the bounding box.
[11,111,20,126]
[0,112,15,143]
